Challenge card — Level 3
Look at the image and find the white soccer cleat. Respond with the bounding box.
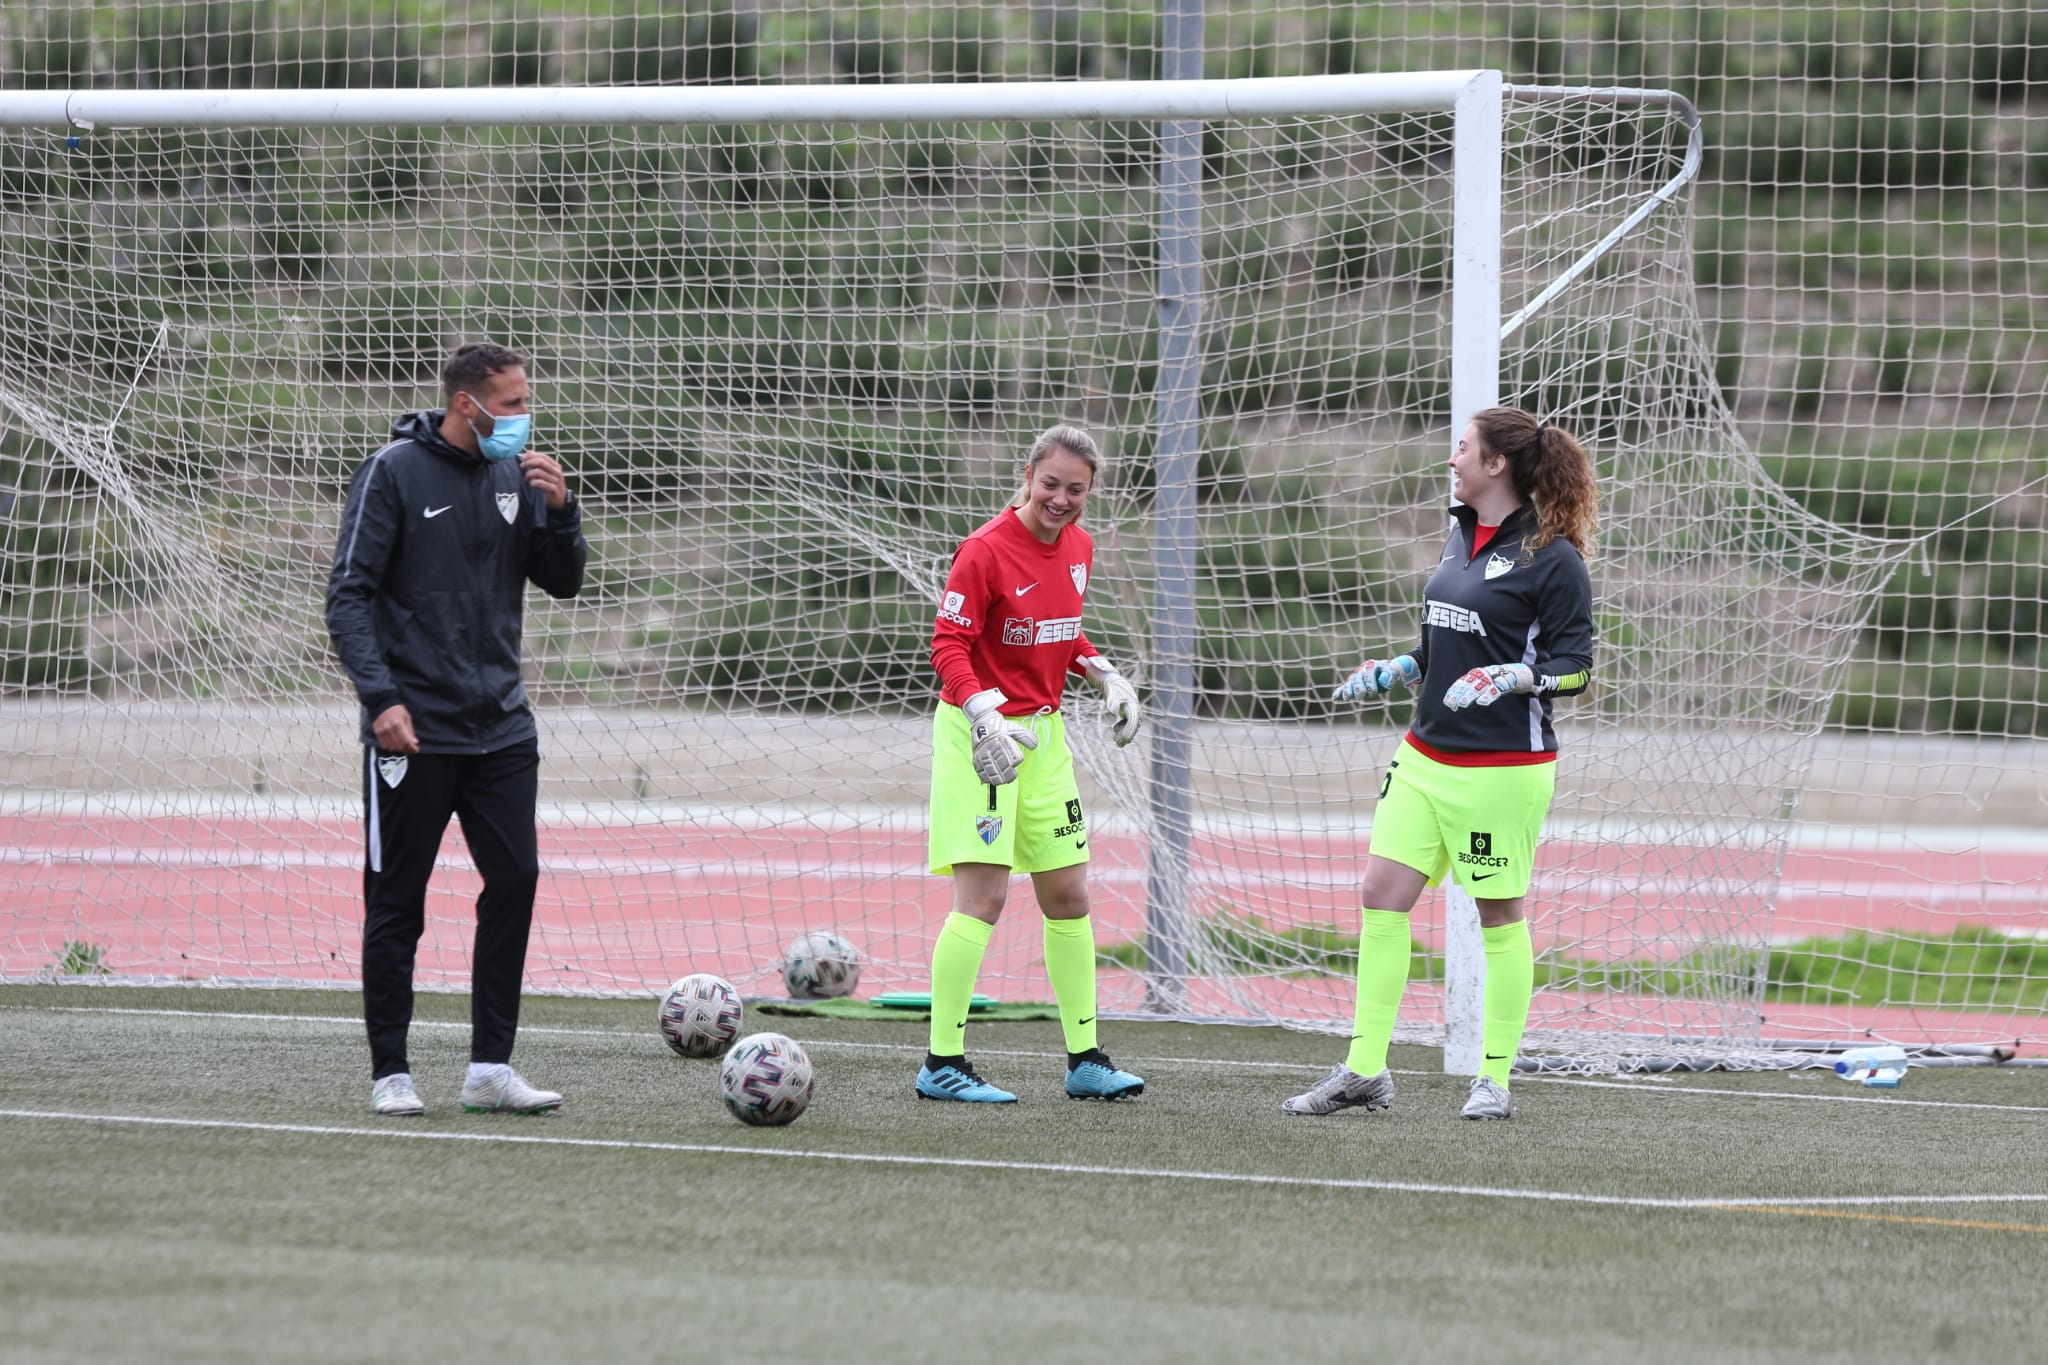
[1282,1064,1395,1116]
[1460,1075,1513,1121]
[460,1064,563,1115]
[371,1072,426,1117]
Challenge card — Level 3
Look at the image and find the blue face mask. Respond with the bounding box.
[464,395,531,462]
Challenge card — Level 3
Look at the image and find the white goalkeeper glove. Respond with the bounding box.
[1443,663,1536,711]
[962,688,1038,785]
[1333,654,1419,702]
[1078,655,1142,746]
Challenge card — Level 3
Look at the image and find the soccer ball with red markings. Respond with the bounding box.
[718,1032,816,1127]
[657,973,745,1059]
[780,930,862,1000]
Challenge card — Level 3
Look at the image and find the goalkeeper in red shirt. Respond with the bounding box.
[917,425,1146,1103]
[1286,408,1597,1121]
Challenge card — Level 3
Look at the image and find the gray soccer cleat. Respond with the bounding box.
[371,1072,426,1117]
[1460,1075,1513,1121]
[1281,1064,1395,1116]
[460,1064,563,1115]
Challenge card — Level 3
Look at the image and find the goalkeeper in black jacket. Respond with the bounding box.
[1284,407,1597,1123]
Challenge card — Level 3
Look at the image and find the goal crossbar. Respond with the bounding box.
[0,75,1705,358]
[1,73,1493,130]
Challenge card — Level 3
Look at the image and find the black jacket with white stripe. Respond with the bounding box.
[1406,502,1594,755]
[325,410,586,753]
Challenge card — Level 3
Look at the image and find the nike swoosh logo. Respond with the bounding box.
[1074,839,1086,849]
[423,506,451,518]
[1472,872,1499,881]
[1485,1054,1508,1060]
[1014,582,1037,596]
[1077,1016,1094,1026]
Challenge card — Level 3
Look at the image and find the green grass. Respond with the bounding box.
[1,984,2043,1363]
[1101,920,2048,1014]
[1098,905,1391,978]
[1764,926,2048,1012]
[51,940,111,977]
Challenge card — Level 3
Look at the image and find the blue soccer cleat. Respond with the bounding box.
[1065,1049,1145,1100]
[916,1059,1017,1103]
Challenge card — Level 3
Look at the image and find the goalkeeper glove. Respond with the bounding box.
[1333,654,1419,702]
[1078,655,1142,746]
[962,688,1038,785]
[1442,663,1536,711]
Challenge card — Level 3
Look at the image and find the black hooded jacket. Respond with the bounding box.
[325,410,586,753]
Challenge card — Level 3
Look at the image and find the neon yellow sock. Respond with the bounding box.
[1481,919,1535,1087]
[928,912,993,1057]
[1342,909,1412,1076]
[1041,915,1099,1053]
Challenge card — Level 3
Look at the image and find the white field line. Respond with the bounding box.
[1,844,2038,905]
[1528,1075,2048,1114]
[1,1107,2042,1214]
[10,1003,2048,1114]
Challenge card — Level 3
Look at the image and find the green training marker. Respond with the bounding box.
[871,991,999,1010]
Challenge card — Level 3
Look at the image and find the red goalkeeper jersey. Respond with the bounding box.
[931,510,1098,716]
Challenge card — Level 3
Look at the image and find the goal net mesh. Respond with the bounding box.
[0,87,1908,1067]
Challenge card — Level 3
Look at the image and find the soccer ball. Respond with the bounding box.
[781,930,862,999]
[657,973,744,1059]
[718,1032,816,1127]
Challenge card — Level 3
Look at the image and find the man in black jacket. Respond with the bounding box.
[326,341,587,1118]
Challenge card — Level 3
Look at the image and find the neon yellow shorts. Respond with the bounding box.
[1369,737,1555,899]
[928,706,1088,876]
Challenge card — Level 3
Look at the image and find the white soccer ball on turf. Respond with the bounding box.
[781,930,862,999]
[657,973,745,1059]
[719,1032,816,1127]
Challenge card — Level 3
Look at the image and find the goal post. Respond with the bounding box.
[0,73,1904,1072]
[1441,70,1502,1077]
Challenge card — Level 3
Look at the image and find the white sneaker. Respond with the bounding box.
[460,1063,563,1114]
[371,1073,426,1117]
[1282,1064,1395,1116]
[1460,1075,1513,1121]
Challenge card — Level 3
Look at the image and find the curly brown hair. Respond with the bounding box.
[1471,407,1598,557]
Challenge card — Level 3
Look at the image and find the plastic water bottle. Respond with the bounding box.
[1833,1045,1909,1088]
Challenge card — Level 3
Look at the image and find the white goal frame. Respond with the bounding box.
[0,72,1703,1074]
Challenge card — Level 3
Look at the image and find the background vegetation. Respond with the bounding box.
[0,2,2044,734]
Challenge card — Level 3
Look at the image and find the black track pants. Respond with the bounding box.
[360,741,540,1080]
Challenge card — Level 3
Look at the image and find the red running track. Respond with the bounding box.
[3,812,2041,1046]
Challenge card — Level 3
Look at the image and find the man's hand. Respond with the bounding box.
[1334,654,1419,701]
[372,703,419,754]
[1443,663,1536,711]
[1078,655,1142,746]
[519,450,571,510]
[963,689,1038,785]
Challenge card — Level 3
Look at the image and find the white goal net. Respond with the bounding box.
[0,72,1927,1068]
